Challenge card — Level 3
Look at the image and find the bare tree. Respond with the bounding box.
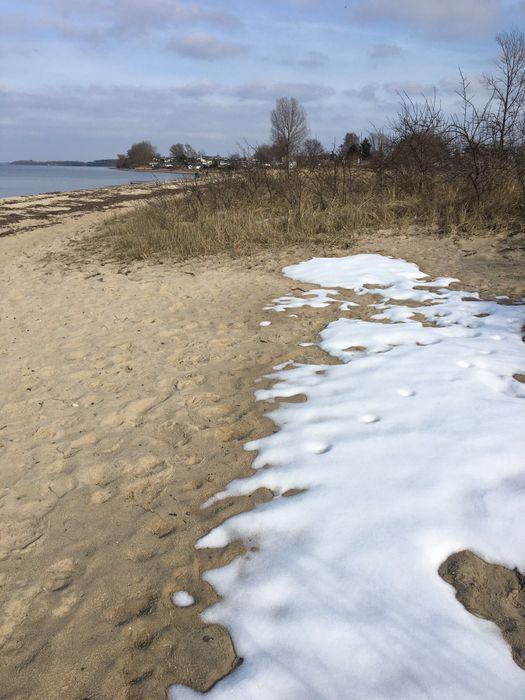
[389,91,450,193]
[169,143,186,163]
[485,29,525,151]
[368,130,392,191]
[302,138,325,160]
[169,143,198,165]
[125,141,158,168]
[254,142,282,165]
[271,97,309,167]
[338,132,360,161]
[449,71,495,205]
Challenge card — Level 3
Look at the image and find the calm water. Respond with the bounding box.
[0,164,190,198]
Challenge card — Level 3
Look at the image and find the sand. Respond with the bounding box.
[0,189,523,698]
[439,551,525,672]
[0,180,191,240]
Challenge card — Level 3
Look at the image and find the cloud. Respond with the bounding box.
[350,0,500,38]
[178,79,219,98]
[344,84,380,103]
[369,43,403,62]
[437,77,462,94]
[0,82,271,159]
[40,16,104,41]
[343,79,463,105]
[109,0,242,32]
[169,32,248,60]
[52,0,242,30]
[6,1,242,45]
[297,50,329,68]
[286,0,320,6]
[234,81,334,102]
[381,80,438,96]
[267,49,329,69]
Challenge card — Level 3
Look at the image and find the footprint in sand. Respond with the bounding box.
[43,558,76,592]
[91,487,113,504]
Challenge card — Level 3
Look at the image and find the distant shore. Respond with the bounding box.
[9,159,117,167]
[8,161,220,176]
[9,161,191,175]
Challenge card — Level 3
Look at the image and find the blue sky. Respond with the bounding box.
[1,0,523,160]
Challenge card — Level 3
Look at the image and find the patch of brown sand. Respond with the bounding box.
[0,198,523,698]
[439,550,525,670]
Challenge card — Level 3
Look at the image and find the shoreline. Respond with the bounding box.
[0,175,191,203]
[0,178,193,239]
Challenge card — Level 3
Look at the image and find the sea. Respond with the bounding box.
[0,164,191,198]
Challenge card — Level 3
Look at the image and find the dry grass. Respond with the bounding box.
[87,165,524,263]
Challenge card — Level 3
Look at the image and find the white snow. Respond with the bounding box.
[172,591,195,608]
[266,288,358,312]
[169,254,525,700]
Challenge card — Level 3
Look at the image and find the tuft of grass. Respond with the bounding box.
[85,165,524,263]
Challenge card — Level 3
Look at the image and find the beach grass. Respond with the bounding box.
[88,165,524,262]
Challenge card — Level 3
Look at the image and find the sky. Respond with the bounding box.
[0,0,524,160]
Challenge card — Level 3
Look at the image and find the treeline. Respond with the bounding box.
[116,142,218,169]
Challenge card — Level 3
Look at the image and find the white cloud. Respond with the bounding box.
[344,84,380,103]
[234,81,335,102]
[351,0,500,38]
[297,50,329,67]
[169,32,247,60]
[7,0,242,45]
[178,79,219,98]
[343,78,467,106]
[286,0,320,6]
[369,43,403,61]
[52,0,242,31]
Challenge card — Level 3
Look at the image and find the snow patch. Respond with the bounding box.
[170,255,525,700]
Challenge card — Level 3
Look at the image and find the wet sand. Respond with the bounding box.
[0,190,523,698]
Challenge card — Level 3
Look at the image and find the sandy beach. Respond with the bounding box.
[0,179,193,240]
[0,186,524,699]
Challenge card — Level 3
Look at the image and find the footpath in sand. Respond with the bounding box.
[0,190,524,699]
